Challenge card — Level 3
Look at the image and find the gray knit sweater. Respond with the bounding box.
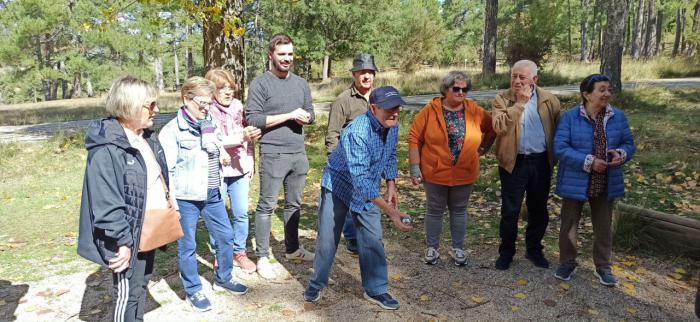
[245,71,315,154]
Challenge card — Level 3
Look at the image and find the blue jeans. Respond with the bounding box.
[177,188,234,296]
[342,211,356,242]
[309,188,388,296]
[210,175,250,254]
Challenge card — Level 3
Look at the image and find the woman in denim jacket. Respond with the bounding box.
[205,68,261,273]
[158,77,248,312]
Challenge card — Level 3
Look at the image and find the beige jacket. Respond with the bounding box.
[492,87,561,173]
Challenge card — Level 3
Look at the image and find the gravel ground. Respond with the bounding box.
[2,230,697,322]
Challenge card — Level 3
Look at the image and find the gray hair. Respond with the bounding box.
[440,71,472,96]
[511,60,538,77]
[105,75,158,121]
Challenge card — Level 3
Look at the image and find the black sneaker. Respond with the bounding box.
[363,292,400,310]
[495,255,512,270]
[554,265,577,281]
[525,253,550,268]
[346,239,359,255]
[594,269,619,287]
[303,286,321,302]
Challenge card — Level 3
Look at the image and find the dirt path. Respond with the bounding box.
[1,78,699,143]
[2,227,697,321]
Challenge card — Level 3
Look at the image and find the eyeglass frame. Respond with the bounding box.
[190,96,213,108]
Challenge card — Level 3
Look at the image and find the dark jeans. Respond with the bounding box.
[498,152,551,258]
[308,188,389,296]
[255,152,309,257]
[112,250,155,322]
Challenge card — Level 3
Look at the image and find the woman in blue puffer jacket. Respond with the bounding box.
[552,74,635,287]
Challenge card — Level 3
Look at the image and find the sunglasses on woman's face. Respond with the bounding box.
[143,101,158,111]
[451,86,469,93]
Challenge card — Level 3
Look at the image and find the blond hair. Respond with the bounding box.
[204,68,237,91]
[105,75,158,121]
[181,76,216,99]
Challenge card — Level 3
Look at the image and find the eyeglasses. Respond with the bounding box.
[451,86,469,93]
[191,96,213,108]
[585,74,610,90]
[143,101,158,111]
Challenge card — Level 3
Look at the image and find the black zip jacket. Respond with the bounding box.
[77,118,169,277]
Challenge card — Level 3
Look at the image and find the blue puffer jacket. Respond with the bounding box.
[553,104,635,201]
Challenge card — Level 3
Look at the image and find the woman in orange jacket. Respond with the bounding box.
[408,71,496,266]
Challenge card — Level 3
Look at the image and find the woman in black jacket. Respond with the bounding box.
[78,75,171,322]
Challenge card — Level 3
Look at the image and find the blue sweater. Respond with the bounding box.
[553,105,635,201]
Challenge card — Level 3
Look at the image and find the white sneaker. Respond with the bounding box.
[423,247,440,265]
[256,257,276,280]
[449,248,467,266]
[285,246,315,262]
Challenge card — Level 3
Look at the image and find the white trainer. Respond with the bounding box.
[256,256,276,280]
[285,246,315,262]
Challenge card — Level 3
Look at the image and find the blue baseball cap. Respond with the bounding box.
[369,86,406,109]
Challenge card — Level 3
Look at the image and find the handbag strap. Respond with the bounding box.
[141,139,174,209]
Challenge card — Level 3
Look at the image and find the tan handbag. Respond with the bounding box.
[139,193,183,252]
[139,149,184,252]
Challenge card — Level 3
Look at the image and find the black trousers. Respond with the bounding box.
[112,250,155,322]
[498,153,551,258]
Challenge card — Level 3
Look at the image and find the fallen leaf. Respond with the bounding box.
[470,296,485,304]
[625,307,637,314]
[621,261,636,267]
[543,299,557,307]
[36,290,53,297]
[281,309,295,317]
[668,273,683,280]
[622,283,635,290]
[37,309,52,315]
[516,278,528,286]
[674,268,686,275]
[390,274,402,282]
[559,283,571,291]
[303,303,317,311]
[55,289,70,296]
[0,300,5,306]
[588,309,599,316]
[89,309,102,315]
[511,306,519,312]
[670,185,683,192]
[514,293,527,299]
[626,275,639,281]
[420,294,429,301]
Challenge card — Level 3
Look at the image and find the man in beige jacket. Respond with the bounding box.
[491,60,560,270]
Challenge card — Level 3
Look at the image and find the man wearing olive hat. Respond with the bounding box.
[325,53,379,254]
[305,86,413,310]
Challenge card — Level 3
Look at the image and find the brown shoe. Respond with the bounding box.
[234,252,257,273]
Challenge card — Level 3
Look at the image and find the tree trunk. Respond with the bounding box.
[203,0,245,100]
[61,79,69,99]
[50,80,59,101]
[689,2,700,56]
[655,10,663,55]
[482,0,498,75]
[581,0,590,61]
[590,0,601,60]
[173,43,180,89]
[601,0,630,93]
[322,55,331,81]
[42,80,51,101]
[567,0,573,58]
[85,73,94,97]
[643,0,657,58]
[154,56,164,93]
[673,8,683,57]
[624,0,633,54]
[631,0,645,59]
[71,72,81,98]
[185,25,193,79]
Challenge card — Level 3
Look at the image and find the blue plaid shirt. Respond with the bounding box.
[321,111,398,212]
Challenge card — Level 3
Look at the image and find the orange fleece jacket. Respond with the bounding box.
[408,97,495,186]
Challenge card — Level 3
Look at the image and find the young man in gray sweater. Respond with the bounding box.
[245,33,315,279]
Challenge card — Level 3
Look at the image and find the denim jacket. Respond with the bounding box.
[159,108,226,201]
